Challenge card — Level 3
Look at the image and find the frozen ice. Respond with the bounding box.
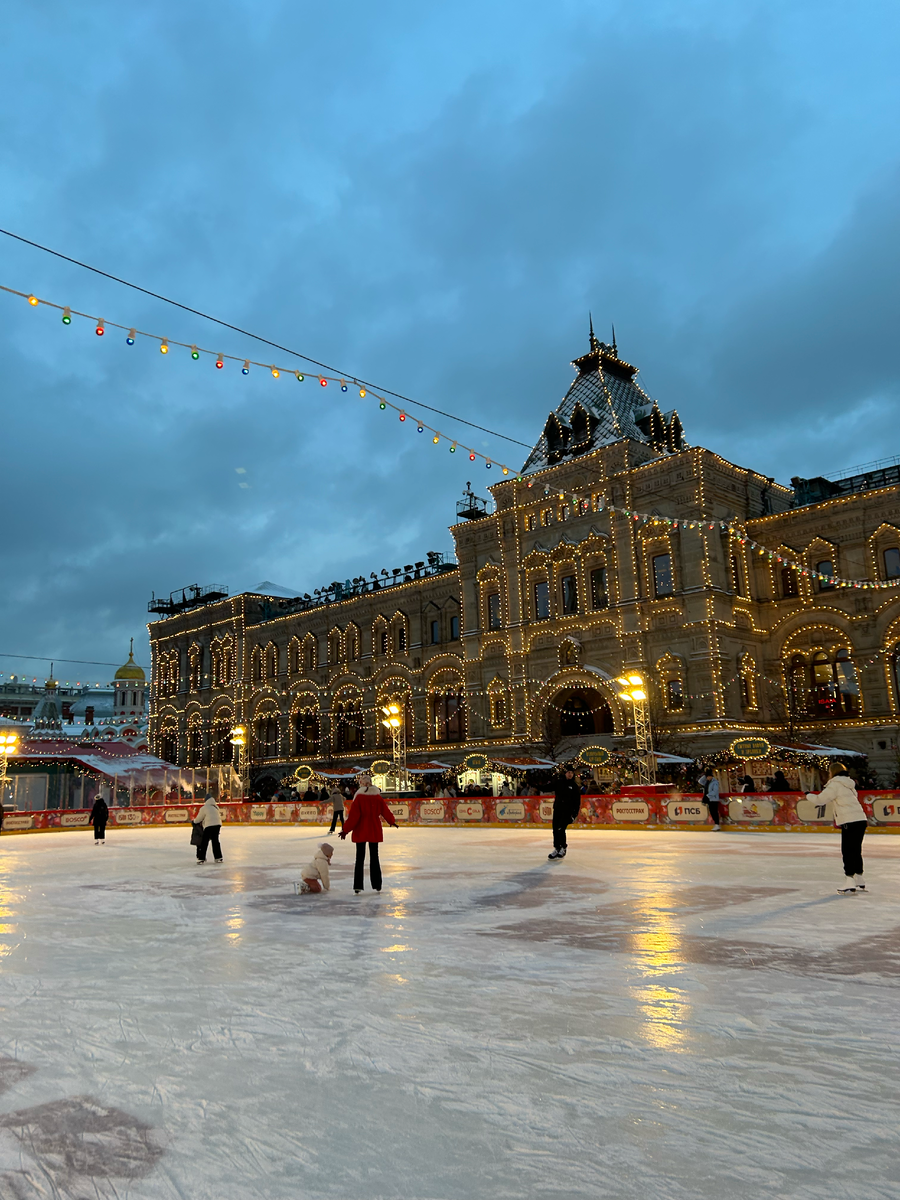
[0,826,898,1199]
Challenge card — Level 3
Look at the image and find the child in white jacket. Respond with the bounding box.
[807,765,868,893]
[296,843,334,894]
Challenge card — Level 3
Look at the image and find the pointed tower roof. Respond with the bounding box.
[520,324,677,473]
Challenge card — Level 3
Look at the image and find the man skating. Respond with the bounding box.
[807,763,869,893]
[548,768,581,859]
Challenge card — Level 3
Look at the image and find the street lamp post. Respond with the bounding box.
[380,703,407,790]
[616,674,656,786]
[0,731,20,815]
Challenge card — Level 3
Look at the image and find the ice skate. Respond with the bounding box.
[854,875,867,891]
[558,847,567,857]
[837,879,857,894]
[712,824,721,831]
[294,880,313,894]
[548,849,561,859]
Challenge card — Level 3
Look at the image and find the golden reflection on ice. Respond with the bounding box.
[628,894,691,1052]
[388,888,410,919]
[380,945,410,953]
[225,910,244,942]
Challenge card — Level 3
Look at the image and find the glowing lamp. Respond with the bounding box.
[296,372,304,381]
[341,381,348,391]
[627,674,643,686]
[433,434,440,444]
[319,377,327,387]
[28,295,38,306]
[242,362,250,375]
[502,467,508,474]
[449,443,456,453]
[379,401,387,409]
[215,356,224,369]
[469,453,476,461]
[271,367,280,378]
[417,425,424,433]
[485,461,492,469]
[160,340,169,354]
[126,328,135,344]
[630,689,647,702]
[359,387,366,397]
[191,346,200,360]
[61,307,72,324]
[95,321,105,336]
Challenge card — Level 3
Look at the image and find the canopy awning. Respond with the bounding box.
[491,756,557,771]
[774,742,866,759]
[407,761,452,774]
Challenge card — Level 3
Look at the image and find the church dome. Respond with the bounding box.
[115,643,146,682]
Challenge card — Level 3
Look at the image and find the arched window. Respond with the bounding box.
[304,638,317,670]
[432,691,465,742]
[335,701,364,752]
[189,647,201,691]
[666,678,684,710]
[187,718,203,765]
[731,554,744,595]
[293,710,320,755]
[884,547,900,579]
[810,651,834,716]
[834,649,860,716]
[781,566,799,597]
[158,723,178,764]
[330,633,342,664]
[789,654,808,716]
[252,647,263,683]
[210,717,234,764]
[346,629,358,661]
[265,645,278,679]
[254,714,280,758]
[816,560,835,591]
[396,625,407,653]
[381,630,389,655]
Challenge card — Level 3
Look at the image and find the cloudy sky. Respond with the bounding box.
[2,0,900,681]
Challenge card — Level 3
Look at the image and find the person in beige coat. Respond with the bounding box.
[297,843,334,894]
[807,764,868,893]
[195,795,223,864]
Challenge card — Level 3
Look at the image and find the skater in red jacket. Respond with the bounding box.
[339,775,398,893]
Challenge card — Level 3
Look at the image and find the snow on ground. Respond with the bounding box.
[0,826,897,1200]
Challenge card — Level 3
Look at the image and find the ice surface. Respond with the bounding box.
[0,826,898,1200]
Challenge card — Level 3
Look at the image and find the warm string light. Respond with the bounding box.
[7,283,519,479]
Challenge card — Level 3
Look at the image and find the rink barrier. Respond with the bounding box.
[2,792,900,833]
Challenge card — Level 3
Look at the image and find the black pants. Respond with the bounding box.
[329,811,344,834]
[354,841,381,891]
[707,800,721,825]
[198,825,222,862]
[840,820,867,877]
[93,822,107,841]
[552,815,572,851]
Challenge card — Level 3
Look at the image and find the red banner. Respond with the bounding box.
[3,792,899,833]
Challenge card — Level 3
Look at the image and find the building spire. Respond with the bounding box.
[589,312,600,353]
[611,323,617,357]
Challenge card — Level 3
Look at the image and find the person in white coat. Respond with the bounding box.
[297,843,334,893]
[807,764,868,893]
[195,794,223,864]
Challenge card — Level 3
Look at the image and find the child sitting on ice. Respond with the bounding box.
[296,843,334,894]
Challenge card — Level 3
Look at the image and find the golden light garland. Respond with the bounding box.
[4,284,519,477]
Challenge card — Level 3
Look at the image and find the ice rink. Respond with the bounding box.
[0,825,897,1200]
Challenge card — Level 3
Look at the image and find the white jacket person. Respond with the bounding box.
[301,843,333,890]
[196,798,223,829]
[807,774,865,826]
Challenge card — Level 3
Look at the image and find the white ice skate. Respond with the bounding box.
[548,849,562,859]
[854,875,867,891]
[837,879,857,894]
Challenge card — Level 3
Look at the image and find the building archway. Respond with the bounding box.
[547,687,613,740]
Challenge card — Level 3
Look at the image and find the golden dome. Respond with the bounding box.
[115,641,146,682]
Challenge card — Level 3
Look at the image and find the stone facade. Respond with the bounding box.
[148,338,900,782]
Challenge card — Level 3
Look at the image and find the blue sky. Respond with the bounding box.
[2,0,900,679]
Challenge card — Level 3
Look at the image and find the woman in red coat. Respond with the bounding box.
[339,775,398,893]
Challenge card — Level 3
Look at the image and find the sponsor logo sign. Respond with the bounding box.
[579,747,611,766]
[272,805,292,821]
[250,805,268,821]
[61,813,90,827]
[388,803,409,821]
[3,814,34,831]
[496,802,525,821]
[463,753,490,771]
[419,802,445,821]
[113,810,142,824]
[539,801,554,822]
[795,799,833,824]
[370,759,392,775]
[164,808,189,823]
[298,805,320,822]
[729,737,771,760]
[456,802,483,821]
[872,798,900,823]
[729,799,775,823]
[667,801,706,822]
[294,765,314,781]
[611,800,650,822]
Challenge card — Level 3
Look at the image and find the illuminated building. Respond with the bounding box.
[148,331,900,783]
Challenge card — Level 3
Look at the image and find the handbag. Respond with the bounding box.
[190,821,203,847]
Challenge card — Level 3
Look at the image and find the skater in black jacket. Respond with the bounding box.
[549,769,581,859]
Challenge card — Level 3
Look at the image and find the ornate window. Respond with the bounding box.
[490,694,509,727]
[334,699,364,752]
[346,626,359,662]
[731,554,744,596]
[303,636,318,670]
[524,512,536,531]
[188,645,202,691]
[293,710,320,755]
[329,632,342,664]
[541,509,553,527]
[666,678,684,710]
[816,560,835,591]
[396,625,407,653]
[186,715,203,765]
[265,644,278,680]
[430,619,441,645]
[740,654,758,709]
[652,554,674,598]
[432,692,465,742]
[158,721,178,765]
[533,580,550,620]
[254,714,280,758]
[590,567,608,610]
[210,717,234,764]
[789,648,859,718]
[487,592,502,629]
[781,566,799,597]
[449,615,460,640]
[885,547,900,579]
[561,574,578,614]
[251,646,263,683]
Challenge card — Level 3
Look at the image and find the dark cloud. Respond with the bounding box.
[1,0,899,672]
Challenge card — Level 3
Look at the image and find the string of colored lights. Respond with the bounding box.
[525,481,900,590]
[2,282,526,472]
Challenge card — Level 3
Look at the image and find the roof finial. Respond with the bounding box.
[129,636,134,657]
[589,312,600,353]
[611,323,617,357]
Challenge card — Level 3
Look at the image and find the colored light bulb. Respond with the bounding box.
[126,328,135,344]
[359,387,366,397]
[191,346,200,360]
[379,401,386,410]
[95,321,105,336]
[399,412,406,421]
[417,425,424,433]
[61,307,72,324]
[341,381,348,391]
[502,468,509,475]
[242,362,250,375]
[216,357,224,369]
[319,377,327,387]
[450,443,456,453]
[160,340,169,354]
[271,367,280,378]
[469,452,476,461]
[433,434,440,444]
[28,295,38,306]
[486,461,492,469]
[296,372,304,382]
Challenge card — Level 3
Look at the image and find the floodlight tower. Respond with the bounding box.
[0,730,19,810]
[380,703,407,789]
[615,674,656,785]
